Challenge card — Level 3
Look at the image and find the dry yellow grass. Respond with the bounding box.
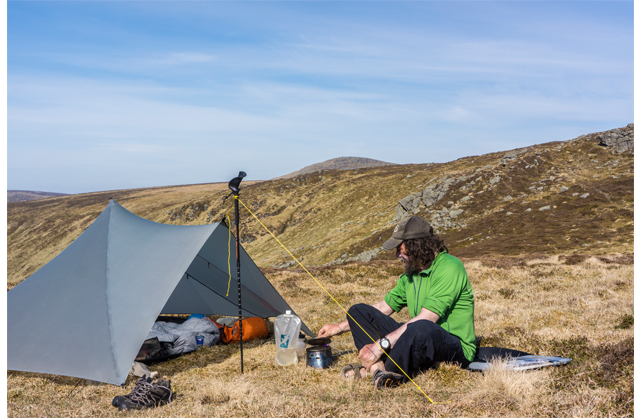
[7,255,633,417]
[462,360,552,411]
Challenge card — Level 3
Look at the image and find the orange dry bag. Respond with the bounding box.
[222,317,269,344]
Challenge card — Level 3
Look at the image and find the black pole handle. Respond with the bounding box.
[228,171,247,195]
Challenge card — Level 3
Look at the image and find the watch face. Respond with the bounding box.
[381,338,390,350]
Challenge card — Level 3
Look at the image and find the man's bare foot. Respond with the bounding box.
[368,361,385,380]
[342,360,385,381]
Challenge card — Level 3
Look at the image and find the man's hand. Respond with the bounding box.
[317,323,343,338]
[358,341,385,371]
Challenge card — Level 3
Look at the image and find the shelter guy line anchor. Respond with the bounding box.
[216,203,235,298]
[225,213,233,297]
[236,197,446,404]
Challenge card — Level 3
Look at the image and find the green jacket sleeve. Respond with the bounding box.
[384,275,408,313]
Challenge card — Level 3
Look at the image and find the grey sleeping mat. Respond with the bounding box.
[469,347,572,371]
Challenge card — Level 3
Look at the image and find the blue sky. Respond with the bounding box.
[7,1,634,194]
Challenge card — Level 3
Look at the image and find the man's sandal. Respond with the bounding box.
[372,369,405,389]
[341,364,366,381]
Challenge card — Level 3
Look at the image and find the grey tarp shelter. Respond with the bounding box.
[8,199,313,385]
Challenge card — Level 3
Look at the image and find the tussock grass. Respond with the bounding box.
[462,359,551,411]
[7,256,633,417]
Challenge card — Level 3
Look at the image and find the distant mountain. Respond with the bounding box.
[8,190,69,203]
[276,157,395,179]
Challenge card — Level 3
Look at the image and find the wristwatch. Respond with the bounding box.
[379,337,392,354]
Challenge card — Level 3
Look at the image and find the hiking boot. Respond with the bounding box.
[117,377,172,411]
[112,375,153,407]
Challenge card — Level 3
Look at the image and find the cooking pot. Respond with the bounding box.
[306,345,332,369]
[306,337,333,369]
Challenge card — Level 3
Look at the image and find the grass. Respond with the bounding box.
[7,255,633,417]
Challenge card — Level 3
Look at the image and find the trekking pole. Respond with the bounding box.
[228,171,247,373]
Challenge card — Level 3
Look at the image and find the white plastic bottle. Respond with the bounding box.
[274,310,301,366]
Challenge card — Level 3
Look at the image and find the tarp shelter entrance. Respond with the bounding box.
[8,199,312,385]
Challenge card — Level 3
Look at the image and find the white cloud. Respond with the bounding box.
[7,2,632,193]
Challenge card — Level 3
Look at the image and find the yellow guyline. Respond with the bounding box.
[223,204,235,297]
[225,213,232,297]
[235,196,447,404]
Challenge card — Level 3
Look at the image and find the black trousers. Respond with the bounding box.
[347,303,470,379]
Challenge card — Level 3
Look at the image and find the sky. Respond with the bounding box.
[7,1,634,194]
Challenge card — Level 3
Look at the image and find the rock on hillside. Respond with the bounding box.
[596,126,634,153]
[276,157,395,179]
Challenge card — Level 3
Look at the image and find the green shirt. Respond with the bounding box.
[384,252,476,362]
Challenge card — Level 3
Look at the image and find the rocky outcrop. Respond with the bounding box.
[500,148,529,166]
[389,124,633,236]
[392,176,458,222]
[422,177,455,207]
[398,192,422,213]
[392,205,410,222]
[392,175,469,232]
[598,124,634,153]
[322,247,384,266]
[347,247,383,263]
[427,207,467,232]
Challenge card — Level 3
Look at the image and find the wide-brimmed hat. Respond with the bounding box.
[382,216,434,250]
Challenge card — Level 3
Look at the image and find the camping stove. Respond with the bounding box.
[305,337,333,369]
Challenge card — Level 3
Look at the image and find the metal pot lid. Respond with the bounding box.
[306,345,332,353]
[307,337,331,346]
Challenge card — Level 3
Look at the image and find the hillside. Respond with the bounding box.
[276,156,395,179]
[7,125,633,286]
[7,190,69,203]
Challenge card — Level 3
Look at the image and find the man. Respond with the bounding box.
[318,216,476,389]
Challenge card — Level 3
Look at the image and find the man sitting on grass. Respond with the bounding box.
[318,216,476,389]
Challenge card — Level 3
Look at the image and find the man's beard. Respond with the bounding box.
[401,257,422,276]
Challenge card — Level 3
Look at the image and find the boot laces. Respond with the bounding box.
[129,379,155,402]
[155,382,172,403]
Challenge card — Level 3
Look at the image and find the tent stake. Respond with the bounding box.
[228,171,247,373]
[66,378,85,398]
